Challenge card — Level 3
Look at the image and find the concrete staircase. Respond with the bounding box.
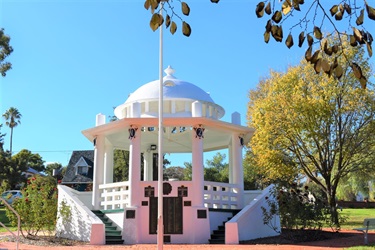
[209,210,240,244]
[92,210,124,245]
[209,224,226,244]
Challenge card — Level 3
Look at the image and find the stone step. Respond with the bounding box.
[208,238,225,244]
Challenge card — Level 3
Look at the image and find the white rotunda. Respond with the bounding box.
[56,66,280,245]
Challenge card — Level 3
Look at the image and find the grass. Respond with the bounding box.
[340,208,375,249]
[0,207,17,232]
[345,247,375,250]
[339,208,375,230]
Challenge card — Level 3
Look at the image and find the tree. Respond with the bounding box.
[145,1,374,88]
[247,38,375,227]
[113,149,130,182]
[182,162,192,181]
[0,28,13,77]
[204,152,229,182]
[12,149,45,172]
[0,151,28,189]
[164,166,185,180]
[45,162,64,177]
[336,170,375,201]
[2,107,22,155]
[254,1,374,87]
[243,150,267,190]
[0,124,6,151]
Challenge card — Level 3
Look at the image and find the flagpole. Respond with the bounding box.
[157,2,164,250]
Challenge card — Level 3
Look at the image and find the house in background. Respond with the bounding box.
[22,167,44,179]
[61,150,94,191]
[16,167,45,189]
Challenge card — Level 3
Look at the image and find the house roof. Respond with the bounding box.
[61,150,94,183]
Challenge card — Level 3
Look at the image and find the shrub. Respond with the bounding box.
[6,175,58,238]
[262,183,329,231]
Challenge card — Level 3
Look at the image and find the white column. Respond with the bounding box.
[131,102,141,118]
[92,135,105,210]
[209,105,213,118]
[228,144,233,183]
[143,150,154,181]
[96,113,106,126]
[129,127,141,206]
[104,142,114,184]
[192,127,204,206]
[231,112,241,125]
[192,101,202,117]
[231,133,244,208]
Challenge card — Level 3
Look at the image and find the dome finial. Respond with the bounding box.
[164,65,175,76]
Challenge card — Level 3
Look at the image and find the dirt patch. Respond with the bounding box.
[0,229,361,247]
[241,229,358,245]
[0,234,88,247]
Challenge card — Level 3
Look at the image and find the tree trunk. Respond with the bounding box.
[9,127,13,155]
[327,192,339,229]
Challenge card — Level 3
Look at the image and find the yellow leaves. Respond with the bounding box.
[282,0,292,15]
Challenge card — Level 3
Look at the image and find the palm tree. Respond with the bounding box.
[2,107,22,155]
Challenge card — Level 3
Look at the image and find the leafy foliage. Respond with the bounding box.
[0,28,13,77]
[0,150,27,189]
[336,170,375,202]
[204,152,229,183]
[45,162,65,178]
[255,0,374,88]
[262,184,347,231]
[164,166,185,180]
[181,161,192,181]
[6,175,58,238]
[145,0,192,37]
[147,1,374,88]
[113,149,130,182]
[12,149,45,172]
[243,150,273,190]
[0,124,5,151]
[248,39,375,227]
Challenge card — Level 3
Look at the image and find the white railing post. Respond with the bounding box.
[99,181,131,210]
[203,181,240,209]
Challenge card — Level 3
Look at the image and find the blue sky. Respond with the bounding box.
[1,0,374,167]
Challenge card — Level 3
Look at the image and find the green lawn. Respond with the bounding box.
[345,247,375,250]
[0,207,17,232]
[339,208,375,229]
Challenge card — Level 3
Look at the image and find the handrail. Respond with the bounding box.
[0,197,20,250]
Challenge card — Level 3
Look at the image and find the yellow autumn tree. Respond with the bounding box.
[247,36,375,227]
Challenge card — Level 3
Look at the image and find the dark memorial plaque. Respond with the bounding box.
[149,197,183,234]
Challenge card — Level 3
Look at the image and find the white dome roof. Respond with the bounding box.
[126,66,214,103]
[114,66,225,119]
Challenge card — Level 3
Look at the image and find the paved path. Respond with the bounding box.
[0,230,374,250]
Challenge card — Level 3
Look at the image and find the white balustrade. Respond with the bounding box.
[203,181,240,209]
[99,180,240,210]
[99,181,130,210]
